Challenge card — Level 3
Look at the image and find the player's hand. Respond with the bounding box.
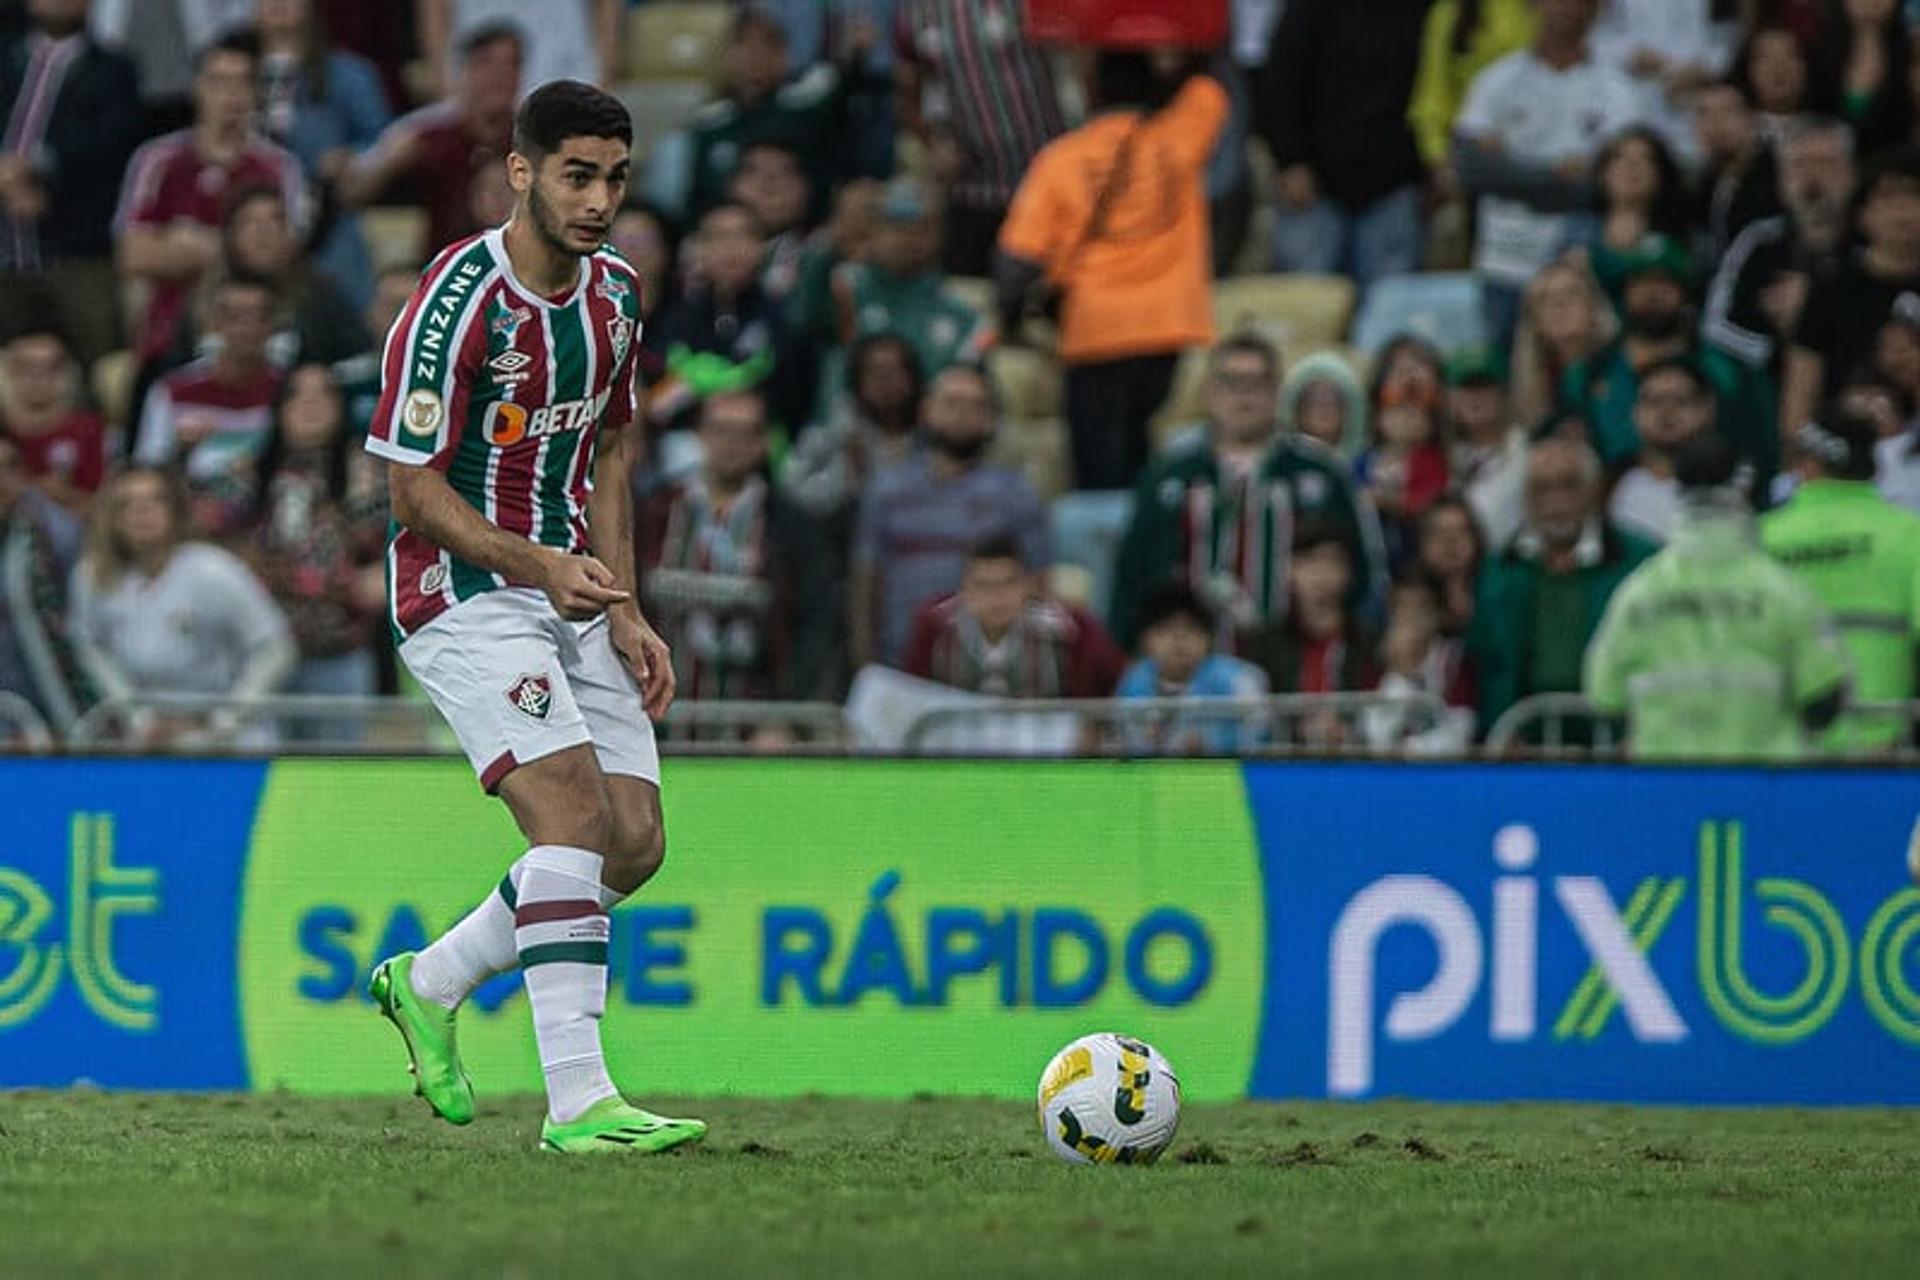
[611,611,676,721]
[540,551,629,620]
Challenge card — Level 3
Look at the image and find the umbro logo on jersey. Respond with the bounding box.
[489,348,533,385]
[483,398,596,446]
[506,673,553,720]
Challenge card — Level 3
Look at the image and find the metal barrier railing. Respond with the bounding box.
[1485,694,1920,760]
[65,694,853,756]
[0,690,54,752]
[900,692,1458,758]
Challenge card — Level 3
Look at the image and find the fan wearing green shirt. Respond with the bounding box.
[1761,407,1920,751]
[1585,434,1852,761]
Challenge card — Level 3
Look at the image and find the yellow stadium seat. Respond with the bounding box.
[91,350,135,429]
[625,3,733,81]
[361,206,428,272]
[1213,273,1357,351]
[1047,563,1095,607]
[987,346,1062,423]
[991,417,1070,501]
[944,276,995,324]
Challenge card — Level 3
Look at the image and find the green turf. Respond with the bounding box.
[1,1091,1915,1278]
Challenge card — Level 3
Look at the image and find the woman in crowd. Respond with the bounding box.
[1579,127,1696,304]
[781,332,924,557]
[1415,494,1490,634]
[1734,22,1817,135]
[69,466,294,746]
[1280,351,1368,464]
[1508,259,1618,428]
[1356,336,1451,569]
[249,364,387,712]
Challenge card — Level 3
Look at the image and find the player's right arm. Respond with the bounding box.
[368,246,628,621]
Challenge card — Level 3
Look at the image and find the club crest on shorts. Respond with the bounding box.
[506,673,553,720]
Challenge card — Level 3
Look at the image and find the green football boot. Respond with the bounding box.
[368,952,475,1125]
[539,1097,708,1155]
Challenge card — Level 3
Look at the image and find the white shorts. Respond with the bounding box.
[401,588,661,793]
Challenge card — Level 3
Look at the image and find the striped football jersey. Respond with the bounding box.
[366,228,643,641]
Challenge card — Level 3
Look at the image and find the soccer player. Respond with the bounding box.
[362,81,705,1155]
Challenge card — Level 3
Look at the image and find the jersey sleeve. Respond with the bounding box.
[365,244,488,468]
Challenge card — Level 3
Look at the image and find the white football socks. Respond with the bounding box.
[513,844,619,1123]
[411,855,634,1011]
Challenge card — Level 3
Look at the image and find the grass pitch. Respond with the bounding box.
[1,1091,1914,1278]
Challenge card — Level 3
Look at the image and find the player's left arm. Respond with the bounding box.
[590,413,675,720]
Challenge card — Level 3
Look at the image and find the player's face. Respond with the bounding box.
[522,138,631,258]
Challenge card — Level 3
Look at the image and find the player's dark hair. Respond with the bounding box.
[460,19,524,62]
[514,79,633,164]
[1136,581,1216,639]
[968,532,1029,570]
[197,28,260,73]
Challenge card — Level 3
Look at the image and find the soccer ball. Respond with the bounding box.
[1036,1032,1181,1165]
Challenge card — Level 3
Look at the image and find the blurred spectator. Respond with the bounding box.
[729,139,813,302]
[1471,436,1656,733]
[611,199,678,324]
[1609,355,1719,544]
[315,0,414,113]
[1732,23,1815,134]
[1110,335,1385,650]
[1416,494,1488,632]
[0,324,104,511]
[1453,0,1646,344]
[134,273,281,538]
[248,363,385,716]
[254,0,391,311]
[1561,234,1775,490]
[646,201,815,434]
[1763,406,1920,749]
[339,22,520,256]
[1256,0,1430,287]
[335,260,415,435]
[1587,0,1735,159]
[1114,581,1269,756]
[901,533,1124,698]
[1241,521,1381,702]
[832,176,990,385]
[1704,116,1855,374]
[465,153,513,230]
[416,0,617,97]
[1364,569,1479,752]
[0,432,87,733]
[1407,0,1536,179]
[1446,346,1529,548]
[171,184,370,370]
[1811,0,1912,155]
[1586,433,1850,760]
[89,0,252,134]
[640,387,839,702]
[894,0,1065,277]
[113,31,305,372]
[1879,390,1920,512]
[783,332,923,551]
[788,177,882,348]
[1577,126,1694,305]
[1508,257,1617,428]
[673,10,869,223]
[1783,146,1920,437]
[1279,350,1366,464]
[69,464,295,746]
[0,0,141,364]
[1690,78,1783,261]
[1357,335,1451,567]
[851,363,1046,667]
[997,53,1226,491]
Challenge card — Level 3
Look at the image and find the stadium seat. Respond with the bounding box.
[990,416,1070,501]
[91,350,134,429]
[988,346,1062,423]
[1350,271,1488,356]
[360,206,428,272]
[625,3,733,81]
[1047,563,1095,608]
[1050,490,1135,620]
[1213,273,1357,351]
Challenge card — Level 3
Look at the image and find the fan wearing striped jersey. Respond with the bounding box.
[362,80,705,1155]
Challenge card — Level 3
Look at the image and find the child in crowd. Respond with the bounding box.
[1356,339,1451,568]
[1242,522,1380,747]
[1114,582,1269,755]
[1279,351,1367,462]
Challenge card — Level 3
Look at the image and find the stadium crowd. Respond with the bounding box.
[2,0,1919,756]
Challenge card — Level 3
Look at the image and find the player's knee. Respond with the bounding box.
[606,818,665,894]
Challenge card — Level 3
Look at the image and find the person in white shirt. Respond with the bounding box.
[416,0,620,97]
[1444,346,1529,549]
[1453,0,1646,345]
[1609,356,1717,545]
[1587,0,1737,162]
[1878,424,1920,513]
